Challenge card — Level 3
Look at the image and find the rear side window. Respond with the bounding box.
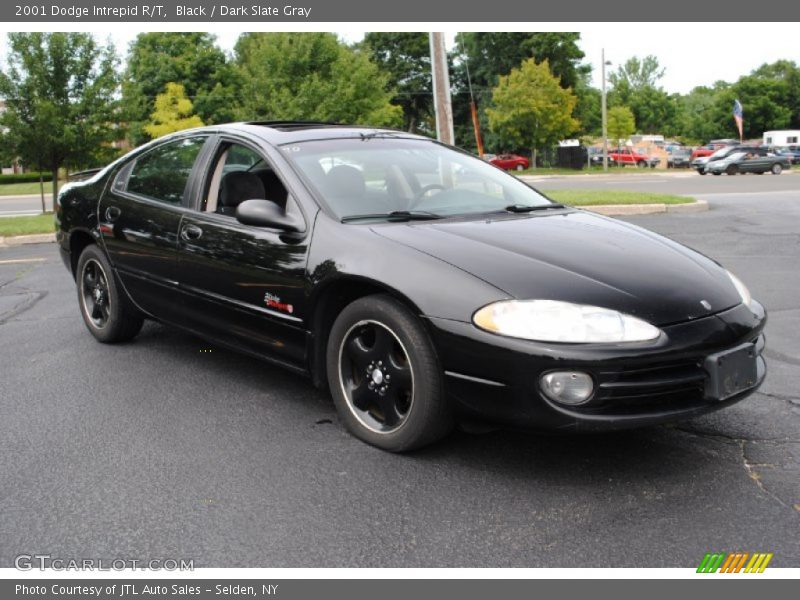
[126,137,207,205]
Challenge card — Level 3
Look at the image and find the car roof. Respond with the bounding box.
[168,121,431,145]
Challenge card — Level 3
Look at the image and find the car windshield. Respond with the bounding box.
[282,137,553,220]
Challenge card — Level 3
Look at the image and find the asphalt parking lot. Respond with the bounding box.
[1,175,798,568]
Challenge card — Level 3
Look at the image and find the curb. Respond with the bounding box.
[0,233,56,247]
[581,199,708,216]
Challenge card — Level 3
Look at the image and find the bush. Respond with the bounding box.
[0,172,53,184]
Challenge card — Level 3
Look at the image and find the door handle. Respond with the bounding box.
[181,224,203,241]
[105,206,121,222]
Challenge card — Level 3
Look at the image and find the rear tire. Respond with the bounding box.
[326,294,453,452]
[637,160,647,168]
[515,164,525,171]
[76,244,144,343]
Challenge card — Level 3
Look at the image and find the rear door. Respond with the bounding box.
[99,135,210,319]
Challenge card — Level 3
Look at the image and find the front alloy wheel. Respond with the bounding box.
[338,320,414,433]
[327,295,452,451]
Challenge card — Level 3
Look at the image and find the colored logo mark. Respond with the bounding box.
[697,552,773,573]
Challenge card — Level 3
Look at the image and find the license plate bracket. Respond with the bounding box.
[704,343,757,401]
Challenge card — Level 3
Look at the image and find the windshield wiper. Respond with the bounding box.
[504,203,565,213]
[341,210,443,223]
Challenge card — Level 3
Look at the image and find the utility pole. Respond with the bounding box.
[429,32,454,146]
[601,48,609,172]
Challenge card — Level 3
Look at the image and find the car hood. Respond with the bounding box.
[372,210,741,326]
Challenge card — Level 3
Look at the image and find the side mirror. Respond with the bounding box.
[235,199,302,232]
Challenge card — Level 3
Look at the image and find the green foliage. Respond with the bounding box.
[123,33,238,144]
[234,33,402,127]
[487,59,579,157]
[144,82,205,139]
[452,33,589,151]
[608,55,675,134]
[363,32,433,133]
[607,106,636,144]
[0,171,53,184]
[0,33,119,202]
[573,71,602,136]
[455,32,588,91]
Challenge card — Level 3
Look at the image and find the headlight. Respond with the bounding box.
[726,270,752,308]
[473,300,661,343]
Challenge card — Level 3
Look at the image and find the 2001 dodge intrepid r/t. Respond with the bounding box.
[56,122,766,451]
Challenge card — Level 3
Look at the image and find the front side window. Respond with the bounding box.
[282,137,553,221]
[127,137,207,205]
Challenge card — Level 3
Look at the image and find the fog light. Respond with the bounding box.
[540,371,594,405]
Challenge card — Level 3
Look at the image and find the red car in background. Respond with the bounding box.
[490,153,530,171]
[608,147,660,168]
[690,139,739,161]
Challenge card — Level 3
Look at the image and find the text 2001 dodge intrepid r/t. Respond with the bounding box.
[56,122,766,451]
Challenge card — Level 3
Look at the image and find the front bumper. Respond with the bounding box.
[426,302,766,431]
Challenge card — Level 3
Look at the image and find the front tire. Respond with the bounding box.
[76,244,144,343]
[637,160,647,168]
[515,164,525,171]
[771,163,783,175]
[326,295,453,452]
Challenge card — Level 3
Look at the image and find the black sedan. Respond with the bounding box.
[55,123,767,452]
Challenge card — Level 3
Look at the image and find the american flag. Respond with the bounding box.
[733,99,744,141]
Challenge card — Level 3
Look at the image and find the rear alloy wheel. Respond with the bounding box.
[698,169,707,175]
[771,163,783,175]
[76,244,144,343]
[327,295,452,451]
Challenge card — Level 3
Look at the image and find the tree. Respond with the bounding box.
[572,71,602,136]
[0,33,119,207]
[609,56,665,92]
[144,83,205,139]
[608,55,677,134]
[363,32,433,133]
[234,33,402,127]
[452,33,589,150]
[123,33,238,144]
[607,106,636,147]
[486,59,579,166]
[455,32,589,91]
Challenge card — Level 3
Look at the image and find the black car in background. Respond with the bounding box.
[55,123,767,451]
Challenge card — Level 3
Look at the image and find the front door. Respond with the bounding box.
[175,140,311,367]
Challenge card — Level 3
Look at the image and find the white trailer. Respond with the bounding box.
[763,130,800,147]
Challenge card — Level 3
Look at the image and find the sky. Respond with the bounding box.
[2,24,798,95]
